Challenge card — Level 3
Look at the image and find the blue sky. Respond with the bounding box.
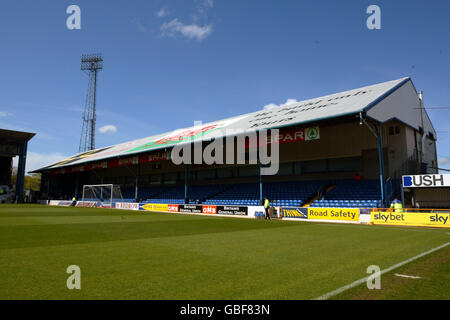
[0,0,449,172]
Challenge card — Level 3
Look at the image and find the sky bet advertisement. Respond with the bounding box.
[371,212,449,228]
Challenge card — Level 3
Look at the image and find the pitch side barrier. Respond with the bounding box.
[46,201,449,228]
[137,203,372,223]
[138,203,262,218]
[371,208,450,229]
[140,204,448,228]
[47,201,370,223]
[47,201,263,218]
[279,207,371,224]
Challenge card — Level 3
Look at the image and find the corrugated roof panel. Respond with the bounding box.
[35,77,410,172]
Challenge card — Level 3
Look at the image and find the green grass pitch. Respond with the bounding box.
[0,204,448,300]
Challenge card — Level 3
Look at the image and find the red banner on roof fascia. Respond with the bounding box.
[48,168,66,175]
[107,156,138,168]
[47,151,170,174]
[70,165,84,173]
[86,161,107,171]
[138,151,170,164]
[107,152,170,168]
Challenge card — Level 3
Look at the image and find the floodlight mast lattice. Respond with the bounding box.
[79,53,103,153]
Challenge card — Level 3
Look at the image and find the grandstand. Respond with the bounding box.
[310,179,382,208]
[0,129,35,203]
[33,77,437,210]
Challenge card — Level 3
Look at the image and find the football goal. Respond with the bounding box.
[81,184,124,208]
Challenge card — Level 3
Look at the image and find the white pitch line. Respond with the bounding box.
[314,242,450,300]
[394,273,422,279]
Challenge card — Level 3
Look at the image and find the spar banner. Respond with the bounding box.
[246,127,320,149]
[371,212,449,228]
[308,208,360,222]
[179,204,203,213]
[216,206,248,216]
[267,126,320,144]
[280,207,308,219]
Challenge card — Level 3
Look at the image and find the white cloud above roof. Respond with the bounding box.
[264,99,299,110]
[99,125,117,134]
[156,8,168,18]
[161,19,213,41]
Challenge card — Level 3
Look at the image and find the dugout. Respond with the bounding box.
[0,128,35,202]
[33,77,438,207]
[402,174,450,209]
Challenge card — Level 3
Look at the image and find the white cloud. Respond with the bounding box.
[438,157,450,166]
[161,18,213,41]
[196,0,214,12]
[263,99,299,110]
[133,18,149,32]
[263,104,279,110]
[192,0,214,22]
[0,111,13,117]
[13,151,68,173]
[156,8,168,18]
[98,125,118,134]
[197,0,214,10]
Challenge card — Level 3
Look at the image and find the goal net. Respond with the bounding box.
[81,184,124,208]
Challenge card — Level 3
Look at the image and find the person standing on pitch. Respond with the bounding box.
[71,196,77,207]
[390,198,403,213]
[264,198,271,220]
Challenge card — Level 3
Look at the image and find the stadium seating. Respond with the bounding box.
[101,179,382,208]
[144,198,186,204]
[309,179,382,208]
[204,180,324,207]
[204,183,260,206]
[122,186,172,201]
[264,180,324,207]
[142,184,232,204]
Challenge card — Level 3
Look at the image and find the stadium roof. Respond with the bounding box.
[0,128,35,144]
[34,77,435,173]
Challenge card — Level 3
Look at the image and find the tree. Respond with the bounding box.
[10,167,41,191]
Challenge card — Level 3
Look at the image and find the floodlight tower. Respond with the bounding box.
[79,53,103,153]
